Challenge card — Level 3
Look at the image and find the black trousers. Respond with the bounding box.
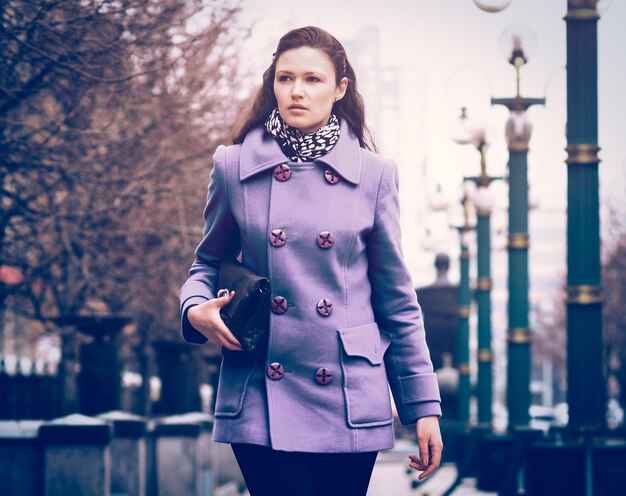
[231,442,378,496]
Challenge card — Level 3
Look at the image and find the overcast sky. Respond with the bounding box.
[237,0,624,209]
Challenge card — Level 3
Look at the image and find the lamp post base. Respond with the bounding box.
[525,436,626,496]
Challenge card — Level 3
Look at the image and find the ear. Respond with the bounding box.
[335,77,349,102]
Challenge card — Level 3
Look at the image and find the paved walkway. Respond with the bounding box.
[367,440,496,496]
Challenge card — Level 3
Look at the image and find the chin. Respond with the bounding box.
[282,115,305,127]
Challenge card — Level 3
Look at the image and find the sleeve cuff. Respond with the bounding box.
[400,372,441,403]
[180,296,210,344]
[395,372,442,425]
[397,400,442,425]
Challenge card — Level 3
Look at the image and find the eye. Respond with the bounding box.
[307,76,321,82]
[277,75,291,82]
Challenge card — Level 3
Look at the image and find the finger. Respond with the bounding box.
[213,320,242,349]
[219,329,243,350]
[207,302,242,348]
[418,466,435,480]
[417,434,430,467]
[222,341,242,352]
[418,446,443,480]
[213,331,242,351]
[202,315,242,349]
[408,454,427,471]
[430,441,443,470]
[419,459,439,480]
[214,290,236,307]
[194,318,241,350]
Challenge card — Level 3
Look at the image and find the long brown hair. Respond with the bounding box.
[231,26,377,152]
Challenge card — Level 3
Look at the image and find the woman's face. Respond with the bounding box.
[274,46,348,134]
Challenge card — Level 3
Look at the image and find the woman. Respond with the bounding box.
[179,26,443,495]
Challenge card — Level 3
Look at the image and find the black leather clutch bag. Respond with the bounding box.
[217,257,270,353]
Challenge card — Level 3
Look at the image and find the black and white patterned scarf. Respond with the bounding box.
[264,107,340,162]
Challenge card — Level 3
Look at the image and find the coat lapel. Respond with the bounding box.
[239,117,362,185]
[314,117,362,185]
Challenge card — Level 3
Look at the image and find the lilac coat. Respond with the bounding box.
[179,117,441,453]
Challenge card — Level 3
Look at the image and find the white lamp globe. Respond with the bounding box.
[473,0,513,13]
[473,186,494,213]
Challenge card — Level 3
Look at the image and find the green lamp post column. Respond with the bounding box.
[492,34,545,428]
[564,0,604,433]
[503,113,533,428]
[453,192,474,424]
[475,178,493,426]
[466,140,501,426]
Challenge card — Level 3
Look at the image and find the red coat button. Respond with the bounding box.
[274,164,291,182]
[324,169,340,184]
[267,362,284,380]
[269,228,286,247]
[316,298,333,317]
[271,296,288,314]
[317,231,334,249]
[315,367,333,385]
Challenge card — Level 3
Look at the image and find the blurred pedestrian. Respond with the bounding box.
[180,25,442,496]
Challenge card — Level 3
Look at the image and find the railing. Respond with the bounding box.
[0,359,62,420]
[0,411,246,496]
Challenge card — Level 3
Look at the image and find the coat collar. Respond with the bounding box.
[239,117,362,184]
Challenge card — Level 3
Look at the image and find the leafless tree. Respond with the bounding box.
[1,0,251,411]
[532,206,626,419]
[602,208,626,417]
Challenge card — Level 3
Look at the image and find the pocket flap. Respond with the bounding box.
[338,322,384,365]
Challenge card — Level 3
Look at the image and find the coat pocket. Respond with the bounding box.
[213,350,256,417]
[338,322,393,427]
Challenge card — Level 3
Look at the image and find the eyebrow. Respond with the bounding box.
[276,70,325,77]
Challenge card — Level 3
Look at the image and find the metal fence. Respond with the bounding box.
[0,360,62,420]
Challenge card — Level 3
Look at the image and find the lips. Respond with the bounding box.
[288,104,307,110]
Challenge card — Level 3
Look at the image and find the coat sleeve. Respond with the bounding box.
[367,159,442,424]
[179,145,241,344]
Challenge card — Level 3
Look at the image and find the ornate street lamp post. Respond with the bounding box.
[451,188,475,425]
[526,3,611,493]
[472,174,496,427]
[452,109,501,426]
[564,0,604,434]
[492,25,545,429]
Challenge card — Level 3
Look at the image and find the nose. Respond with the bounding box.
[290,78,305,97]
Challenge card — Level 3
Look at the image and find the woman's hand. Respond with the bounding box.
[408,415,443,480]
[187,291,243,351]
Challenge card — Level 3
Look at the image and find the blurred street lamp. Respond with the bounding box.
[505,110,532,144]
[451,185,476,425]
[423,184,452,254]
[429,183,449,212]
[450,107,474,146]
[492,23,545,430]
[473,0,513,13]
[473,186,494,213]
[452,109,502,427]
[498,24,538,98]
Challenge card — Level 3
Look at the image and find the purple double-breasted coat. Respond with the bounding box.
[179,117,441,453]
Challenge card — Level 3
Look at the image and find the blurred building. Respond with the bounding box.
[344,26,432,286]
